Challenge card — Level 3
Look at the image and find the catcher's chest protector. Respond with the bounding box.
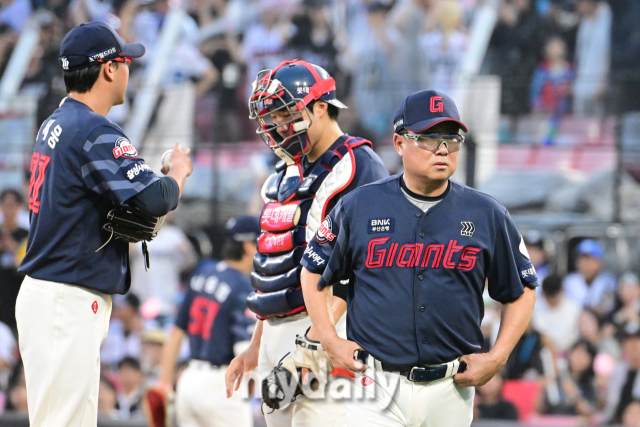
[247,137,371,319]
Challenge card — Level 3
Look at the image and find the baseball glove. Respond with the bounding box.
[292,331,333,385]
[262,353,303,412]
[97,205,165,269]
[142,387,169,427]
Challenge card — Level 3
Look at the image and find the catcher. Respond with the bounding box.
[17,21,192,427]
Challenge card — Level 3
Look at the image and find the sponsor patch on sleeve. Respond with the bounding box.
[126,161,152,181]
[519,262,538,284]
[315,216,336,244]
[113,137,139,159]
[303,244,327,269]
[368,218,394,234]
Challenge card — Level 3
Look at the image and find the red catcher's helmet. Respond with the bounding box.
[248,59,347,164]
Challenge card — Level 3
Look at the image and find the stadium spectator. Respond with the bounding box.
[609,0,640,114]
[476,371,520,420]
[533,274,581,352]
[140,329,165,385]
[130,216,197,324]
[0,320,16,383]
[0,189,28,333]
[101,293,143,368]
[504,322,546,380]
[5,360,27,413]
[623,400,640,427]
[523,231,550,289]
[345,0,405,138]
[610,273,640,337]
[529,36,573,116]
[563,239,616,314]
[116,357,145,420]
[603,331,640,424]
[539,340,598,416]
[487,0,545,116]
[97,376,119,420]
[579,307,620,358]
[0,0,32,33]
[418,0,468,94]
[0,23,17,75]
[573,0,611,116]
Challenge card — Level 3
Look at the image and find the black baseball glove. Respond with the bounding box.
[97,206,165,269]
[261,353,303,412]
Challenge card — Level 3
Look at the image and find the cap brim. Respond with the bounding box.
[326,98,348,109]
[406,117,468,133]
[120,43,145,58]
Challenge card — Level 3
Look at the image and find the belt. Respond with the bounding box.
[356,351,467,383]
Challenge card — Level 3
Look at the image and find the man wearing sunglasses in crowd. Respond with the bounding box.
[17,21,192,427]
[300,90,537,426]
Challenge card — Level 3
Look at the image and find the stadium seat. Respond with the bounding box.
[501,379,541,421]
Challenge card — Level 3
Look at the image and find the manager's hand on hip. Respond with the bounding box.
[161,143,193,177]
[454,352,502,387]
[323,336,366,373]
[225,345,259,398]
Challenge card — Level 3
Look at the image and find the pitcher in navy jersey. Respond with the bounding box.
[15,22,192,427]
[157,216,260,427]
[301,90,537,427]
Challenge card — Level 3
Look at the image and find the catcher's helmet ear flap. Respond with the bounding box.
[248,60,346,164]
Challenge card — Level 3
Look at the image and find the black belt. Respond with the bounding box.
[356,351,467,383]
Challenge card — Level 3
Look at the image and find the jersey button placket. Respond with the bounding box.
[422,338,427,344]
[418,275,424,281]
[419,305,425,312]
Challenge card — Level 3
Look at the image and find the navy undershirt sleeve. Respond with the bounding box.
[127,176,179,217]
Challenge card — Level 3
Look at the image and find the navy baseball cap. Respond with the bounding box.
[59,21,145,71]
[225,216,261,242]
[393,90,467,134]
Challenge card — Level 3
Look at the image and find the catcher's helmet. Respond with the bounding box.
[248,60,347,163]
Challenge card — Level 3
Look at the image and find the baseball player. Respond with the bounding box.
[157,216,261,427]
[300,90,538,427]
[16,21,192,427]
[225,59,389,427]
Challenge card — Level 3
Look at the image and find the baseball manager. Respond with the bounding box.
[300,90,537,427]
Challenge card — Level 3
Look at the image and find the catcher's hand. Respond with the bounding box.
[292,331,333,385]
[262,354,303,412]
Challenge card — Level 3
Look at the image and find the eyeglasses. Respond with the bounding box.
[402,133,465,153]
[97,56,132,67]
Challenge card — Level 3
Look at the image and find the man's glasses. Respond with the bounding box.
[403,133,465,153]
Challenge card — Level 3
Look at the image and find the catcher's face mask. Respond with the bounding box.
[248,69,312,164]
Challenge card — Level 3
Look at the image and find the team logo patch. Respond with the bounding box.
[113,137,139,159]
[368,218,394,234]
[362,376,374,386]
[60,57,69,70]
[92,301,98,314]
[315,216,336,244]
[461,221,475,237]
[519,262,538,284]
[126,161,151,180]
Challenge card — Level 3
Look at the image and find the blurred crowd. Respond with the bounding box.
[2,0,638,145]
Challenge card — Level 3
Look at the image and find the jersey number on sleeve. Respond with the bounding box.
[28,153,51,214]
[188,296,220,340]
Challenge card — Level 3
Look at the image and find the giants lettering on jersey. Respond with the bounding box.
[113,137,139,159]
[365,238,481,271]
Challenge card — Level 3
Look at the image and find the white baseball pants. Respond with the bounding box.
[176,361,253,427]
[15,276,112,427]
[347,357,475,427]
[258,312,347,427]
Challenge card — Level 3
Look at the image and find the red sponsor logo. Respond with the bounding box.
[92,301,98,314]
[112,137,139,159]
[361,376,374,386]
[261,202,298,231]
[430,96,444,113]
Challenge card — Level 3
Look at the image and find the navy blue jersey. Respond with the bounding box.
[176,260,255,365]
[19,98,159,294]
[301,175,538,366]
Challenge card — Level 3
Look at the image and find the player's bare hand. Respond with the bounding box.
[454,353,503,387]
[225,345,259,398]
[323,336,365,373]
[161,143,193,177]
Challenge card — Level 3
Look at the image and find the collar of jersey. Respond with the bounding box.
[400,176,450,202]
[302,134,350,172]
